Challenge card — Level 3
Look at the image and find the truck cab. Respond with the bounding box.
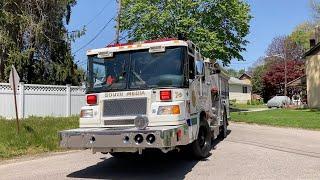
[59,38,230,159]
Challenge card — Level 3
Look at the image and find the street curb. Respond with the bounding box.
[229,121,320,132]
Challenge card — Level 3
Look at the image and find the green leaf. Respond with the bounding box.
[120,0,252,65]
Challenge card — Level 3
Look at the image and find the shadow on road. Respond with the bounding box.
[67,152,197,179]
[67,130,232,180]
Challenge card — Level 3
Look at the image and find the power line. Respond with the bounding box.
[68,0,112,40]
[73,16,115,56]
[84,0,114,27]
[106,33,129,47]
[78,60,88,67]
[76,34,129,66]
[68,0,113,37]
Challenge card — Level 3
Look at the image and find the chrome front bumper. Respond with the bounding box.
[59,125,190,151]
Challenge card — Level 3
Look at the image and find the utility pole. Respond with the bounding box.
[284,57,287,96]
[115,0,122,44]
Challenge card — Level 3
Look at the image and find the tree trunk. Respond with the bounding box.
[0,57,4,82]
[0,46,6,82]
[26,36,35,83]
[27,50,35,83]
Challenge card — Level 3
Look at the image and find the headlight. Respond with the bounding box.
[157,105,180,115]
[80,109,93,118]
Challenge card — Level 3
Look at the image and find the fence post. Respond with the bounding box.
[19,82,25,119]
[66,84,71,117]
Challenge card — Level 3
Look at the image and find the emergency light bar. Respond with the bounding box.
[98,51,113,58]
[106,38,178,48]
[149,46,166,53]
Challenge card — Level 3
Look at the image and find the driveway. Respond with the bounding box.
[1,123,320,180]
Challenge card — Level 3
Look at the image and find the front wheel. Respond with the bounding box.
[191,120,212,159]
[219,111,228,139]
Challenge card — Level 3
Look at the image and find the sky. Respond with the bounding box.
[67,0,313,71]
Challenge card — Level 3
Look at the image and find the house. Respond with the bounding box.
[286,75,307,107]
[237,72,263,101]
[239,73,252,85]
[302,41,320,109]
[229,77,252,104]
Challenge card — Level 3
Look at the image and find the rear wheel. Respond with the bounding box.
[191,120,212,159]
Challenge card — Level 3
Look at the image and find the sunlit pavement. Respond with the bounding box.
[1,122,320,180]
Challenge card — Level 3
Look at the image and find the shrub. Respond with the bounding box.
[249,99,264,105]
[230,99,237,105]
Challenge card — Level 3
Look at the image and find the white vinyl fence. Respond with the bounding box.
[0,83,85,119]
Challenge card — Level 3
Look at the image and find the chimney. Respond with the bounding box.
[309,26,320,48]
[310,39,316,48]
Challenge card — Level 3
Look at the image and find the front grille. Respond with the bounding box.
[103,98,147,117]
[104,119,134,126]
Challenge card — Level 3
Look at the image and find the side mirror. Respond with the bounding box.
[211,63,221,74]
[195,60,204,75]
[81,82,87,89]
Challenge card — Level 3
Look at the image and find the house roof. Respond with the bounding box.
[229,77,252,86]
[286,75,306,87]
[239,73,252,79]
[303,42,320,58]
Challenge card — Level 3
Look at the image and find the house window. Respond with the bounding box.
[243,86,248,93]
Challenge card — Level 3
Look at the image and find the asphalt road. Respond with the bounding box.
[1,123,320,180]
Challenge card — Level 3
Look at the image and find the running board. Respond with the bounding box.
[210,125,220,139]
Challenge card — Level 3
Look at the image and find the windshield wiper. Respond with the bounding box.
[131,71,148,88]
[132,71,147,85]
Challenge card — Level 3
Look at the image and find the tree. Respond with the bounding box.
[238,69,245,76]
[311,0,320,22]
[262,60,305,101]
[266,36,304,62]
[227,69,238,77]
[289,22,315,51]
[251,65,266,95]
[120,0,252,65]
[226,68,246,77]
[0,0,84,85]
[251,33,307,101]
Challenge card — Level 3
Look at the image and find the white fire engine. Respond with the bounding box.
[59,38,230,159]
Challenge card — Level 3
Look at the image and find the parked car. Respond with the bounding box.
[267,96,291,108]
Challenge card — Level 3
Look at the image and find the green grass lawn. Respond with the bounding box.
[0,117,78,160]
[231,109,320,130]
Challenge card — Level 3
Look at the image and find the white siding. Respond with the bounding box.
[229,84,252,104]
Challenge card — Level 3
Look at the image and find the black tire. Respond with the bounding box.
[191,120,212,159]
[219,111,228,139]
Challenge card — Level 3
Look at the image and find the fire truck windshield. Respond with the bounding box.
[87,46,186,93]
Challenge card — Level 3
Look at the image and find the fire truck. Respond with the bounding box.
[59,38,230,159]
